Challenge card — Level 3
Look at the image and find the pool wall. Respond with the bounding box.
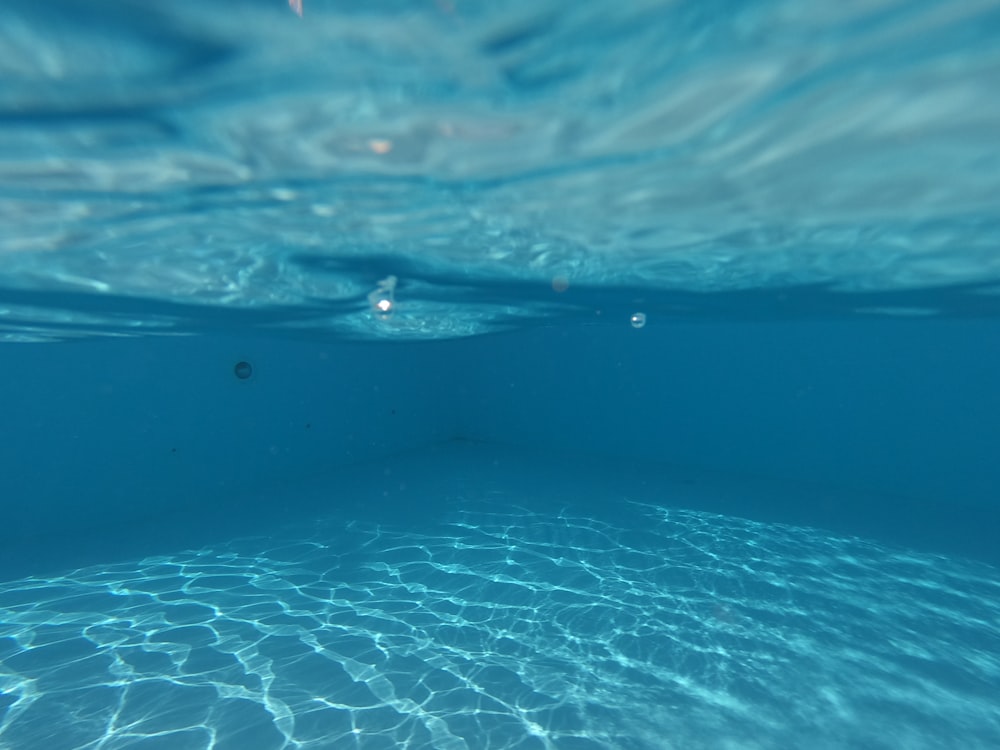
[458,319,1000,511]
[0,334,457,565]
[1,318,998,571]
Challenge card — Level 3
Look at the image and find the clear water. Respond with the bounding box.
[2,1,1000,748]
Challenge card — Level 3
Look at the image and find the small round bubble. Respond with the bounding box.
[630,312,647,329]
[551,275,570,293]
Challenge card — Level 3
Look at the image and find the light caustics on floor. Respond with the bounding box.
[1,503,999,750]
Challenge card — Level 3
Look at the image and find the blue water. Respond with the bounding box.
[3,1,1000,748]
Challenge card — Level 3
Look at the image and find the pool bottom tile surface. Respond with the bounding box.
[1,497,998,750]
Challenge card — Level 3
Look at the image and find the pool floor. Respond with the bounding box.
[1,445,999,749]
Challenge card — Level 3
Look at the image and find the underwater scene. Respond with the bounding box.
[1,1,1000,748]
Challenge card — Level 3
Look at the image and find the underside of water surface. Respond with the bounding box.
[2,0,1000,341]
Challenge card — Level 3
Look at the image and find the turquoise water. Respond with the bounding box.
[2,1,1000,748]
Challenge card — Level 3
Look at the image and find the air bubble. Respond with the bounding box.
[630,312,646,329]
[368,275,398,320]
